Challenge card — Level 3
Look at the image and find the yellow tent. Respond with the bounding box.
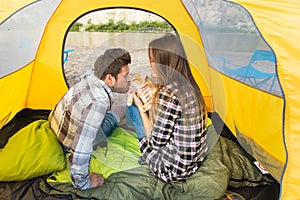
[1,0,299,199]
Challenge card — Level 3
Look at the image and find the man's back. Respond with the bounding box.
[48,70,111,150]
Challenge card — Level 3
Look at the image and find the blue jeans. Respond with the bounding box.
[125,106,134,129]
[126,105,146,140]
[93,111,119,150]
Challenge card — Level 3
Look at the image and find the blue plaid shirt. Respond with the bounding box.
[49,70,113,189]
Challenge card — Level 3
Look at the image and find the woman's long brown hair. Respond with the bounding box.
[148,33,207,119]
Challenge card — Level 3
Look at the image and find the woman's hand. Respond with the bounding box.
[137,86,154,105]
[129,86,155,137]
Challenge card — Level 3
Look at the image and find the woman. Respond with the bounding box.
[127,33,208,182]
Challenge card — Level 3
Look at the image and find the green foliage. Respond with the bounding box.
[69,22,83,32]
[70,19,173,32]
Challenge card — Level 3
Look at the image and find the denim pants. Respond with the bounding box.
[125,106,134,129]
[93,111,119,150]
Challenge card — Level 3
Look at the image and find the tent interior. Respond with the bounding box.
[1,0,300,199]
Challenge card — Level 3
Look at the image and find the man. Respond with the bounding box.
[49,48,131,190]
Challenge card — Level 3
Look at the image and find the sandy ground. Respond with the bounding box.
[64,45,152,127]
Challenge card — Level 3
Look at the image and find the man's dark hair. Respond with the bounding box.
[94,48,131,80]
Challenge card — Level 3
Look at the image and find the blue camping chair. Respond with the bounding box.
[63,49,74,63]
[218,49,276,92]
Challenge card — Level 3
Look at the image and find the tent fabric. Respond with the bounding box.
[0,0,300,199]
[231,1,300,198]
[0,0,36,22]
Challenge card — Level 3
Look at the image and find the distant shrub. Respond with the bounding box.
[69,22,84,32]
[70,20,173,32]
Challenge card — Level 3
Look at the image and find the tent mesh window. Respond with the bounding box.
[182,0,282,97]
[0,0,61,78]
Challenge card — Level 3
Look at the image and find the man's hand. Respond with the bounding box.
[132,91,144,109]
[89,173,104,188]
[137,86,154,105]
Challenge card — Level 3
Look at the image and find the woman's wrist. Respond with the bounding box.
[139,107,146,113]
